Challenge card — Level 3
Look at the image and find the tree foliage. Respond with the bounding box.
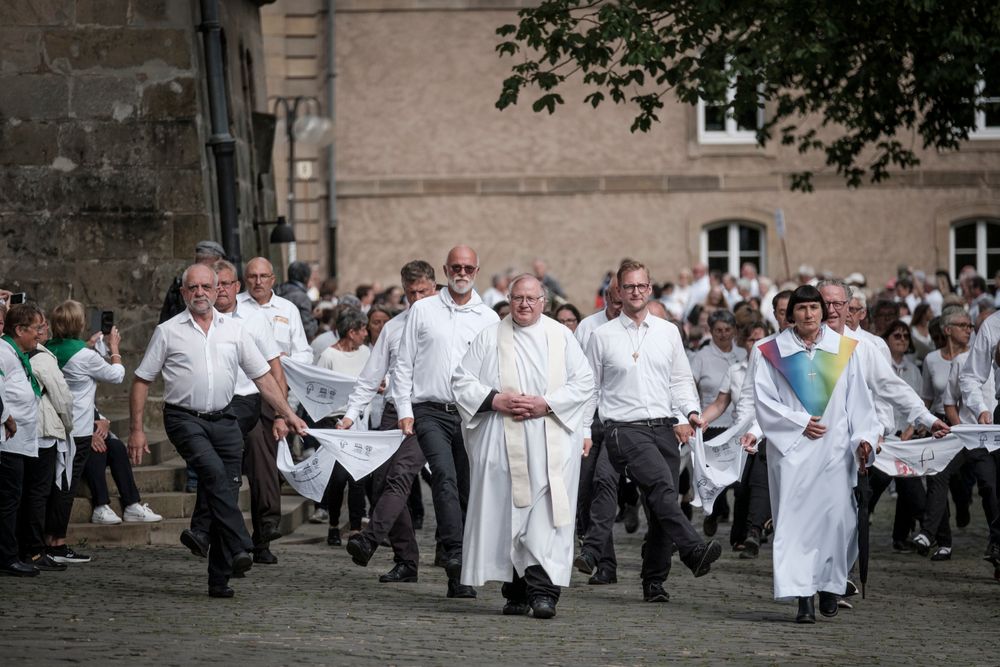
[495,0,1000,190]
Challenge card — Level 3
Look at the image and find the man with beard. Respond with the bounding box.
[392,246,499,598]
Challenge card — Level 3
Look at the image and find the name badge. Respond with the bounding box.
[274,316,289,324]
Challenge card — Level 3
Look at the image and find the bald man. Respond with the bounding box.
[392,245,499,599]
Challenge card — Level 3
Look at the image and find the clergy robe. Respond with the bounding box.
[754,325,879,600]
[452,315,594,587]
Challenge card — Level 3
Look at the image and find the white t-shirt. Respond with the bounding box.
[318,345,371,377]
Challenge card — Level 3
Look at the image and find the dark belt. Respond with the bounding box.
[607,417,677,428]
[416,401,460,415]
[164,403,232,422]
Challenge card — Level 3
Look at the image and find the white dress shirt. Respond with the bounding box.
[586,312,700,424]
[959,310,1000,419]
[135,309,270,412]
[60,346,125,438]
[392,289,499,420]
[574,308,610,352]
[228,304,281,397]
[0,340,39,456]
[344,311,407,424]
[691,341,746,427]
[946,350,997,423]
[237,291,312,363]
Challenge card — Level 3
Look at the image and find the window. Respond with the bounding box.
[701,221,765,276]
[951,218,1000,283]
[697,57,764,144]
[971,66,1000,139]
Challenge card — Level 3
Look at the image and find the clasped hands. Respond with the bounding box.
[492,391,549,421]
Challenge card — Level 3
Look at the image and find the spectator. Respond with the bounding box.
[554,304,582,333]
[85,414,162,525]
[356,285,375,314]
[533,258,567,299]
[275,260,319,341]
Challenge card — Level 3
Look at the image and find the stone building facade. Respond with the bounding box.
[0,0,279,400]
[265,0,1000,308]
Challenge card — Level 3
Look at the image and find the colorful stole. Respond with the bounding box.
[758,334,857,417]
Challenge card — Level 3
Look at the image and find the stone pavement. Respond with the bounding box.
[1,493,997,666]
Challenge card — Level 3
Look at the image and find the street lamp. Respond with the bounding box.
[271,96,333,262]
[253,215,296,247]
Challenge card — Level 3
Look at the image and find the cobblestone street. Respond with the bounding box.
[1,496,997,666]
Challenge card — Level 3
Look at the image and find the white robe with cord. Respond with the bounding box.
[754,326,879,600]
[452,315,593,588]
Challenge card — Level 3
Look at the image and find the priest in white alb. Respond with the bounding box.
[754,285,879,624]
[452,274,594,619]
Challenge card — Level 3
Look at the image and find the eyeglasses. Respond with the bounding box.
[948,322,973,330]
[847,306,865,314]
[824,300,848,310]
[448,264,478,275]
[245,273,273,282]
[218,280,239,289]
[557,317,578,325]
[622,283,651,293]
[510,295,543,305]
[890,332,910,340]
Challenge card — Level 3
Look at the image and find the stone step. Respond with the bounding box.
[69,485,251,524]
[66,495,312,547]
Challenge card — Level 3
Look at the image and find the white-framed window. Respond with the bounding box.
[701,221,766,276]
[950,218,1000,284]
[696,58,764,144]
[971,68,1000,139]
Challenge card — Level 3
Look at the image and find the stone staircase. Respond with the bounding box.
[66,414,313,547]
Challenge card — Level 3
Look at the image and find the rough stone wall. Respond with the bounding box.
[0,0,275,404]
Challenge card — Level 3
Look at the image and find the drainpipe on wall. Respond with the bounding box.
[325,0,338,279]
[198,0,242,267]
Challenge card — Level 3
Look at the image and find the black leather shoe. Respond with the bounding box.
[232,551,253,575]
[956,501,971,528]
[379,562,418,583]
[252,547,278,565]
[818,591,839,617]
[642,581,670,603]
[180,529,209,558]
[327,528,341,546]
[984,541,1000,565]
[686,540,722,577]
[0,560,40,577]
[347,533,376,567]
[443,557,463,580]
[447,578,477,599]
[588,568,618,585]
[796,596,816,624]
[623,503,640,534]
[260,521,282,543]
[434,543,446,568]
[573,549,598,575]
[29,553,67,571]
[208,585,234,598]
[502,600,530,616]
[703,513,718,537]
[530,595,557,619]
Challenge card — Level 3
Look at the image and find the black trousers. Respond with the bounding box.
[501,565,560,603]
[413,403,470,561]
[923,448,998,547]
[323,462,367,530]
[577,415,618,571]
[45,436,92,541]
[164,406,251,586]
[0,451,27,564]
[363,403,423,567]
[730,442,770,545]
[18,445,57,558]
[869,466,927,543]
[83,436,140,507]
[605,421,702,583]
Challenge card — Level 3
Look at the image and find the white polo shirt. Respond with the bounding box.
[226,304,281,397]
[237,291,312,363]
[344,310,408,424]
[135,309,270,412]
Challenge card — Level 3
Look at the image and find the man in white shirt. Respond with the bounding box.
[128,264,307,598]
[237,257,312,364]
[183,260,288,566]
[340,260,437,584]
[392,245,499,599]
[574,277,624,585]
[587,259,722,603]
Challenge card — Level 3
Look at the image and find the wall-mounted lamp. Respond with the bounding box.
[253,215,296,245]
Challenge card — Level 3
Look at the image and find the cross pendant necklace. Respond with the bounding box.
[622,320,647,363]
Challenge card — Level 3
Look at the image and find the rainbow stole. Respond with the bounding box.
[758,334,858,417]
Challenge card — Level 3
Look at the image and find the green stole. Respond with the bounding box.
[1,334,42,397]
[45,337,88,370]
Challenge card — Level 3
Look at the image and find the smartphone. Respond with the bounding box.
[100,311,114,335]
[9,292,26,305]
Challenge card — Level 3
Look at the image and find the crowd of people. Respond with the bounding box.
[3,241,999,624]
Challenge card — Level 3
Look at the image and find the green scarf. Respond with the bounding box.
[45,337,87,370]
[1,334,42,397]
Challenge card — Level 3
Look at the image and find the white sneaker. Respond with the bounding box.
[123,502,163,523]
[309,508,330,524]
[91,504,122,525]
